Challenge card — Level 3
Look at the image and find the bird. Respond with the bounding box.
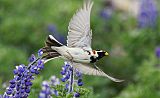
[41,0,123,82]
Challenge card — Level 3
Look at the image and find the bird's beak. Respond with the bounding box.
[105,52,109,56]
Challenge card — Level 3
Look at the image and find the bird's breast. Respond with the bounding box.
[61,47,91,63]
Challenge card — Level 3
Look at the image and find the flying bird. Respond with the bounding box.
[41,0,123,82]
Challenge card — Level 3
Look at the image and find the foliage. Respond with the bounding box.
[0,0,160,98]
[116,54,160,98]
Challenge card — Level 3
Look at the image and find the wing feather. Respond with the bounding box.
[67,0,93,50]
[72,62,124,82]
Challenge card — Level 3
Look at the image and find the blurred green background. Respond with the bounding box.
[0,0,160,98]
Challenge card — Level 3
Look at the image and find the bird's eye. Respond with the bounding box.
[92,50,96,54]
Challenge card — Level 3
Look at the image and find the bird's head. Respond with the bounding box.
[96,50,109,60]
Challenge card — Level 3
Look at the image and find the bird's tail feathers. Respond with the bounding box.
[41,46,61,63]
[41,35,63,63]
[45,35,63,47]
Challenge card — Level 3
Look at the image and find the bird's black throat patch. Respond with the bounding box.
[90,56,97,63]
[90,51,106,63]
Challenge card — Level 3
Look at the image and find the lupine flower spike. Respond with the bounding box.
[2,49,44,98]
[60,62,84,97]
[39,76,60,98]
[39,62,85,98]
[138,0,158,28]
[156,47,160,58]
[155,47,160,65]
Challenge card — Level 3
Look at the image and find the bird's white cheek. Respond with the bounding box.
[90,52,98,58]
[91,54,98,58]
[93,52,98,57]
[95,54,98,58]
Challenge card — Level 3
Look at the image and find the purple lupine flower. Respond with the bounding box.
[60,62,74,92]
[77,79,83,86]
[48,24,57,33]
[50,76,60,86]
[138,0,158,28]
[49,76,60,96]
[74,92,80,98]
[3,64,32,97]
[39,81,51,98]
[38,49,43,57]
[53,90,58,96]
[100,8,113,20]
[2,49,44,97]
[39,76,60,97]
[60,62,72,83]
[75,69,83,86]
[29,54,36,62]
[156,47,160,58]
[38,62,84,98]
[60,62,83,97]
[65,83,69,91]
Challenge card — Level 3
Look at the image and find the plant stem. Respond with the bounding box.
[69,66,74,93]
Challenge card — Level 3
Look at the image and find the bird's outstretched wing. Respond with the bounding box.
[67,0,93,50]
[71,62,124,82]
